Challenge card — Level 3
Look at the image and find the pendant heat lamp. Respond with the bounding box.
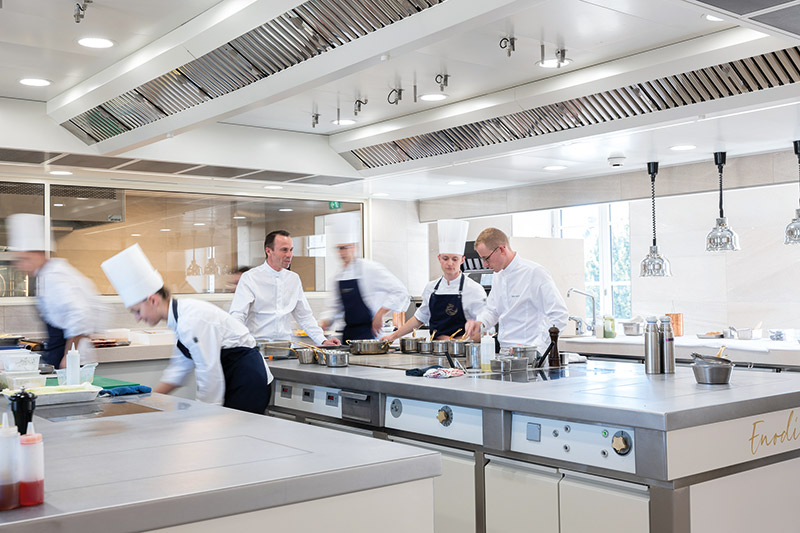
[784,140,800,245]
[705,151,740,251]
[640,162,672,277]
[185,231,202,276]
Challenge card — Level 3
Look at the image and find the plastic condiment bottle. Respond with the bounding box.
[0,413,20,511]
[66,343,80,386]
[480,331,494,372]
[659,316,676,374]
[644,316,661,374]
[19,422,44,507]
[603,316,616,338]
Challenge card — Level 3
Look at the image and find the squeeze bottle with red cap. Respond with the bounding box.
[19,422,43,506]
[0,413,20,511]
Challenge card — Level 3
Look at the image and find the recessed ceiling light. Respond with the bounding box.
[193,223,205,226]
[131,233,141,237]
[76,197,88,200]
[78,37,114,49]
[670,144,696,151]
[419,93,448,102]
[703,14,724,22]
[331,118,357,126]
[448,180,467,185]
[372,193,389,197]
[160,228,171,232]
[53,203,64,207]
[264,185,283,190]
[537,58,572,69]
[49,170,72,176]
[19,78,51,87]
[233,215,246,220]
[279,208,294,212]
[543,165,567,171]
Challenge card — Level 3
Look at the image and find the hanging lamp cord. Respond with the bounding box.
[718,165,725,218]
[650,172,657,246]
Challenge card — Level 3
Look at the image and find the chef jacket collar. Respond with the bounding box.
[501,251,520,274]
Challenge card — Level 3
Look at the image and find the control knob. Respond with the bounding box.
[611,430,632,456]
[436,406,453,427]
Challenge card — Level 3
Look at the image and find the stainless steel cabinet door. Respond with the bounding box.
[484,456,560,533]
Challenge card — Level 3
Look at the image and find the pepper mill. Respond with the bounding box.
[9,388,37,436]
[548,326,561,367]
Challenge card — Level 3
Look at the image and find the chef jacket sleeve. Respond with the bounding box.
[462,280,488,321]
[159,347,197,388]
[476,281,501,329]
[291,292,327,345]
[369,262,409,312]
[533,269,570,350]
[228,273,255,324]
[183,320,226,405]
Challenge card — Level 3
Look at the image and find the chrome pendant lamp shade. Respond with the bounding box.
[705,151,740,252]
[640,161,672,277]
[785,140,800,245]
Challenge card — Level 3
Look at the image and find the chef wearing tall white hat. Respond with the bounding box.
[7,213,105,368]
[319,214,409,342]
[102,244,272,414]
[384,219,486,342]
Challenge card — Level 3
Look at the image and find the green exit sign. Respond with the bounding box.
[329,201,341,210]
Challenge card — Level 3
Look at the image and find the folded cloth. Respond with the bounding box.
[405,365,443,377]
[99,385,152,397]
[423,368,465,379]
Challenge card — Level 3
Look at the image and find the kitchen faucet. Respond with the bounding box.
[567,288,596,335]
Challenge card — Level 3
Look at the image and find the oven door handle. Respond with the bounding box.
[338,391,369,401]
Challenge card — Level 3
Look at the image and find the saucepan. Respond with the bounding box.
[400,337,419,353]
[295,348,316,364]
[325,350,349,368]
[417,340,433,354]
[508,345,538,365]
[447,339,471,357]
[347,339,390,355]
[431,340,448,355]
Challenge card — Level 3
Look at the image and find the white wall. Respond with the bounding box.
[369,198,429,296]
[630,182,800,334]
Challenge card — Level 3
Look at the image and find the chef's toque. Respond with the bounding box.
[437,219,469,255]
[101,244,164,308]
[328,212,361,246]
[7,213,50,252]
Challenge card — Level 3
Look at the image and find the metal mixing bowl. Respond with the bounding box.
[692,362,733,384]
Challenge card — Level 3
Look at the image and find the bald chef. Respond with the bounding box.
[230,230,339,345]
[385,219,486,342]
[102,244,271,413]
[464,227,568,353]
[8,213,105,368]
[319,216,409,342]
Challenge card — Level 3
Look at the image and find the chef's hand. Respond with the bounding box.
[322,338,341,346]
[372,307,390,337]
[464,320,483,340]
[380,332,398,342]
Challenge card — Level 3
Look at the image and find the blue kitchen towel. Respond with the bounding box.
[405,365,443,377]
[99,385,152,396]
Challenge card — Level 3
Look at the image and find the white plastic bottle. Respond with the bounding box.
[66,343,80,386]
[480,332,494,372]
[0,413,20,511]
[19,422,43,507]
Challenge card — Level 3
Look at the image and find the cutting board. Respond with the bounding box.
[45,376,140,389]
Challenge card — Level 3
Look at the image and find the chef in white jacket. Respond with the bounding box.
[319,217,409,342]
[464,227,568,353]
[385,219,485,342]
[102,244,272,414]
[8,213,105,368]
[229,230,338,346]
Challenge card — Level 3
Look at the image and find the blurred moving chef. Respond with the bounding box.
[464,227,568,353]
[319,215,409,342]
[102,244,271,413]
[8,213,105,368]
[385,219,485,342]
[230,230,339,346]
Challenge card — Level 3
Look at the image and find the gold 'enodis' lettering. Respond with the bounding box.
[749,410,800,455]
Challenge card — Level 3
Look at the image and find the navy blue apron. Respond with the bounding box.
[339,276,374,343]
[173,300,270,414]
[428,275,467,339]
[42,320,67,367]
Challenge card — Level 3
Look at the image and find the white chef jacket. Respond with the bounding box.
[163,298,273,406]
[476,254,569,353]
[414,273,486,325]
[36,258,106,364]
[229,262,326,344]
[322,259,409,324]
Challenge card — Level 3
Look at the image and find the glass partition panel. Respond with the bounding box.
[0,182,45,297]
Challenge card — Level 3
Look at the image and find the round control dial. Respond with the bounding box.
[436,406,453,427]
[611,430,633,456]
[390,398,403,418]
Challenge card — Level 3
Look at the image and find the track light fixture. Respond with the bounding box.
[311,113,319,128]
[435,74,450,92]
[74,0,92,23]
[499,37,516,57]
[354,98,368,116]
[538,45,572,68]
[387,87,403,105]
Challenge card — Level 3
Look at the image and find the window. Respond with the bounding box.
[0,181,45,297]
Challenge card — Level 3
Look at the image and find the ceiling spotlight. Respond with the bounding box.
[703,14,724,22]
[160,228,171,232]
[670,145,696,151]
[74,1,92,23]
[311,113,319,128]
[233,215,246,220]
[331,107,356,126]
[49,170,72,175]
[78,37,113,48]
[53,203,64,207]
[279,208,294,212]
[448,180,467,185]
[131,233,141,237]
[193,222,205,226]
[499,36,516,58]
[354,98,368,116]
[538,45,572,68]
[264,185,283,190]
[543,165,567,171]
[19,78,51,87]
[419,93,447,102]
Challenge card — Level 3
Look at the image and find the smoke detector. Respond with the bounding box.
[608,153,626,167]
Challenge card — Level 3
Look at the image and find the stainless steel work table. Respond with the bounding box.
[0,393,441,533]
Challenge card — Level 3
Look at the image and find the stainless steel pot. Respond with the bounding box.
[347,339,390,355]
[464,343,481,369]
[490,356,528,373]
[431,340,448,355]
[316,350,327,365]
[295,348,316,364]
[508,345,538,366]
[256,339,293,358]
[692,362,733,384]
[326,350,349,367]
[417,340,433,354]
[400,337,419,353]
[447,339,470,356]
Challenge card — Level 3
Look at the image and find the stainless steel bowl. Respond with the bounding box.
[295,348,316,364]
[447,339,470,356]
[256,339,292,358]
[347,339,390,355]
[508,345,538,365]
[692,362,733,384]
[417,340,433,354]
[399,337,419,353]
[325,350,349,367]
[431,340,448,355]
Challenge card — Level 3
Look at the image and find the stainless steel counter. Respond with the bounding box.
[0,393,440,533]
